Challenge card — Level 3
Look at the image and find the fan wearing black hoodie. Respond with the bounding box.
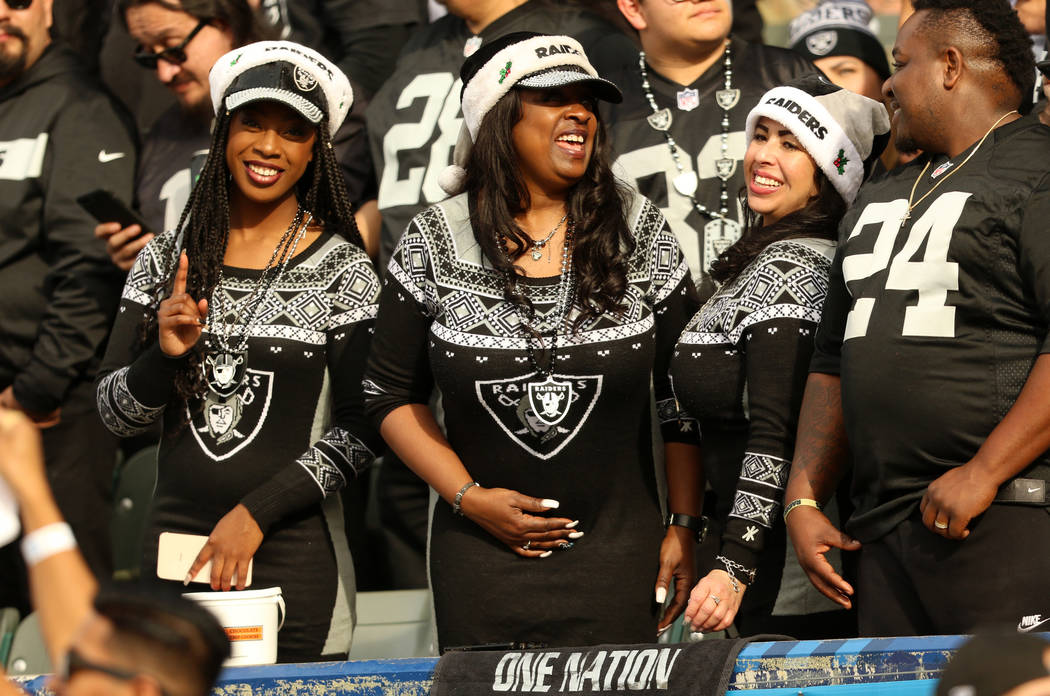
[0,0,137,585]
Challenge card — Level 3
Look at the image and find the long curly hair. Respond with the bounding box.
[464,89,634,330]
[140,106,365,419]
[709,174,846,286]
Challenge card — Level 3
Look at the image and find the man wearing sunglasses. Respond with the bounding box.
[0,0,136,608]
[95,0,380,269]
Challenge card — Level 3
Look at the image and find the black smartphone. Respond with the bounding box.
[76,189,153,235]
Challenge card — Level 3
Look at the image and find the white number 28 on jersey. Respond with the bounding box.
[841,190,971,340]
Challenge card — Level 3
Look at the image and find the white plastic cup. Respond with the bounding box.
[183,587,285,666]
[0,477,20,548]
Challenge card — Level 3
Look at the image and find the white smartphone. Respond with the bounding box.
[156,532,252,586]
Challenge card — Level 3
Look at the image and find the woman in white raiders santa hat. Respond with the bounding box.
[363,31,703,647]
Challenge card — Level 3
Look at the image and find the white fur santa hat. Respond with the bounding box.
[438,31,622,196]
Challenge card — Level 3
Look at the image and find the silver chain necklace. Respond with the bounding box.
[202,209,313,399]
[638,39,740,224]
[527,212,568,262]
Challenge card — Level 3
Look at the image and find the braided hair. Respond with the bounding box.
[140,106,365,418]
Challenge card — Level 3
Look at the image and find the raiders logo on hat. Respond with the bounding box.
[807,30,840,56]
[293,65,317,91]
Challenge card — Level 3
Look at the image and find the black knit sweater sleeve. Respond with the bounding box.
[240,254,382,532]
[716,241,832,579]
[362,220,437,427]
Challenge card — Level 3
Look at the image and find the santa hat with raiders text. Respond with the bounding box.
[437,31,622,196]
[209,40,353,138]
[745,74,890,204]
[789,0,891,81]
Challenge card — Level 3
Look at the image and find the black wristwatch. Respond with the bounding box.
[666,512,709,544]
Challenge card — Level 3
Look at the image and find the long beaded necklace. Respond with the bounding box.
[638,39,740,229]
[202,209,313,399]
[499,224,577,427]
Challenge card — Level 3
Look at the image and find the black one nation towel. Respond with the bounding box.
[431,638,787,696]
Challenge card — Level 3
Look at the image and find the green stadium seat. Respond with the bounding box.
[110,445,159,580]
[0,607,20,667]
[6,612,50,676]
[349,589,437,659]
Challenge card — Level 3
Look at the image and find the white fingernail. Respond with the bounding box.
[539,550,552,558]
[657,624,671,636]
[689,631,705,642]
[655,587,667,604]
[565,520,579,529]
[541,499,560,509]
[183,573,192,586]
[568,531,584,539]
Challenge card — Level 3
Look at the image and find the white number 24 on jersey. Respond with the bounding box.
[841,190,971,340]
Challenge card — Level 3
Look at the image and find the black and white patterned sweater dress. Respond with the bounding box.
[363,191,697,648]
[96,228,382,662]
[668,238,845,631]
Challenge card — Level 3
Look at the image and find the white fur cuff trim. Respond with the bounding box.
[461,36,595,140]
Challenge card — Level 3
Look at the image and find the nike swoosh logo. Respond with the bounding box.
[1028,487,1041,493]
[98,150,126,163]
[1018,616,1050,632]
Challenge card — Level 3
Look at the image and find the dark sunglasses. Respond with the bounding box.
[133,19,209,70]
[5,0,33,9]
[59,648,171,696]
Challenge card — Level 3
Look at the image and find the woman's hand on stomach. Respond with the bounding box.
[459,486,581,558]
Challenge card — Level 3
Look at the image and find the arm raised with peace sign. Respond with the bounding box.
[158,252,209,357]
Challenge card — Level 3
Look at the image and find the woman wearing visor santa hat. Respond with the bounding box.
[96,41,382,661]
[364,32,701,648]
[673,75,889,637]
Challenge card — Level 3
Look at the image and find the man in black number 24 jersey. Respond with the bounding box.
[784,0,1050,637]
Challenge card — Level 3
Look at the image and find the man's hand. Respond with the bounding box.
[94,222,154,272]
[0,386,60,428]
[919,463,998,540]
[785,506,860,608]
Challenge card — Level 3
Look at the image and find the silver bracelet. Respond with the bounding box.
[452,481,479,516]
[716,555,756,591]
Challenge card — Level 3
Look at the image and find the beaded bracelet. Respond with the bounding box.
[452,481,479,516]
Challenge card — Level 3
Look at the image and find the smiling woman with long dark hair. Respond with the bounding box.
[363,32,701,649]
[95,41,381,662]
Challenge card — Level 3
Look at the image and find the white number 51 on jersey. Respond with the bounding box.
[841,190,971,340]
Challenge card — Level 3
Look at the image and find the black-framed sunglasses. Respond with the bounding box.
[133,19,209,70]
[58,648,171,696]
[4,0,33,10]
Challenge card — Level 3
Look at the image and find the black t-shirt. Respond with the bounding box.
[812,117,1050,542]
[602,38,814,299]
[135,105,211,236]
[365,0,636,267]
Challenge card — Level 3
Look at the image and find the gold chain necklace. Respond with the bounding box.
[901,110,1017,229]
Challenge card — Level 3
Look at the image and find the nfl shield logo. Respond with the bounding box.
[677,88,700,112]
[806,30,839,56]
[931,161,954,178]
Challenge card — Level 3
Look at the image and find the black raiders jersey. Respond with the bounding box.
[365,0,635,267]
[811,117,1050,542]
[602,38,814,299]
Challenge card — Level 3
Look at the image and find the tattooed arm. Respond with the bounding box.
[784,372,859,608]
